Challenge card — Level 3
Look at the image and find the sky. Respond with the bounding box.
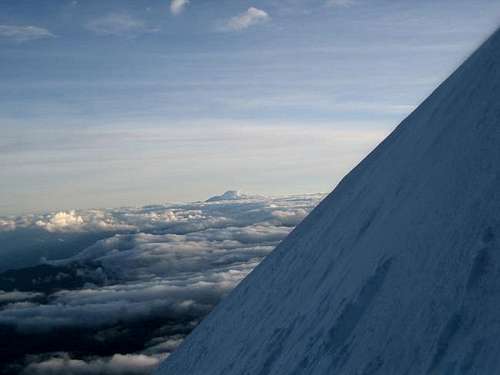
[1,0,500,215]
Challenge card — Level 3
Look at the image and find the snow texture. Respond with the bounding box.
[156,28,500,375]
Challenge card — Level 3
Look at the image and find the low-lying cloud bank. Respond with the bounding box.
[0,192,323,374]
[22,353,161,375]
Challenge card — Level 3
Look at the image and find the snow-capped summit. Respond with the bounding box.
[156,28,500,375]
[205,190,248,202]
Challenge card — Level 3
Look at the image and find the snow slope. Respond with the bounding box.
[155,28,500,375]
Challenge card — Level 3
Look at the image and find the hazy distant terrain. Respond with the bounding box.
[0,192,322,374]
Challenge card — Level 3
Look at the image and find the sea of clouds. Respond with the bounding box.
[0,191,323,374]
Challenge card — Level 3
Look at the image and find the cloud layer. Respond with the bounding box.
[0,192,323,374]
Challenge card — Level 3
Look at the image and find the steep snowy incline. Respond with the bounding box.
[156,28,500,375]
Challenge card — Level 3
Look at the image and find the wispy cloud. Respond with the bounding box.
[325,0,357,7]
[0,25,54,42]
[170,0,189,15]
[0,290,43,304]
[225,7,270,31]
[86,14,159,36]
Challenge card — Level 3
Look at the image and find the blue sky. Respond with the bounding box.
[1,0,500,215]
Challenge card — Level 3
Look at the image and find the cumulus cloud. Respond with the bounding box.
[225,7,270,31]
[36,211,84,232]
[170,0,189,15]
[0,25,54,42]
[86,14,159,36]
[0,192,323,373]
[33,209,135,233]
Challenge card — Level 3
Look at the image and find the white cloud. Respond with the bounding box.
[270,208,309,226]
[36,211,84,232]
[0,218,16,232]
[325,0,356,7]
[170,0,189,15]
[143,335,183,355]
[86,14,159,36]
[22,353,160,375]
[34,210,134,232]
[225,7,270,31]
[0,25,54,42]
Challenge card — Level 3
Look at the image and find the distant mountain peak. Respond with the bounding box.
[205,190,249,202]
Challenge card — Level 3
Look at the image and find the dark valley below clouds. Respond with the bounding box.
[0,191,323,374]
